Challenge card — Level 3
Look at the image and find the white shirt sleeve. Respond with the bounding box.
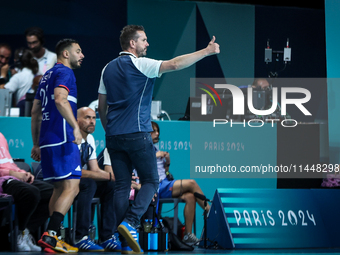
[98,56,162,94]
[98,64,108,94]
[46,53,57,72]
[4,74,20,92]
[130,56,163,78]
[103,148,111,166]
[87,134,97,161]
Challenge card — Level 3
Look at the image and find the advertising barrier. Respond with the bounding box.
[201,188,340,249]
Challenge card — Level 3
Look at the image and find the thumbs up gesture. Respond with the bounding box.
[206,36,220,56]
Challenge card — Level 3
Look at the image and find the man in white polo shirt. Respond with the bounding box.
[25,27,57,75]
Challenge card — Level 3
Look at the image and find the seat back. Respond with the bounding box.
[0,89,11,116]
[14,162,31,172]
[31,162,43,179]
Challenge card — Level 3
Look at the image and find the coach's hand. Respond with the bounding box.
[206,36,220,56]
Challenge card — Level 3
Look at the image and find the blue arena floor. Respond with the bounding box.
[3,248,340,255]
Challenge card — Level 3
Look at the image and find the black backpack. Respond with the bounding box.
[162,217,194,251]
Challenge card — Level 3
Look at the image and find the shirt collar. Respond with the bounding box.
[119,51,137,58]
[35,48,48,61]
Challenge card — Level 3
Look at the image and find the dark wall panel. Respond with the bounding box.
[254,6,327,123]
[254,6,326,78]
[1,0,127,108]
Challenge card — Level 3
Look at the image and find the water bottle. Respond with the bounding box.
[143,219,148,232]
[143,219,151,233]
[159,219,165,229]
[139,222,148,251]
[60,222,65,241]
[181,226,186,239]
[89,222,96,241]
[137,224,143,250]
[149,223,158,250]
[158,219,168,251]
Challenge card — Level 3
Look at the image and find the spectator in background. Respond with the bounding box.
[151,121,210,245]
[238,78,270,90]
[0,43,12,86]
[10,47,25,75]
[74,107,120,252]
[252,78,270,90]
[0,49,39,116]
[0,132,53,252]
[25,27,57,76]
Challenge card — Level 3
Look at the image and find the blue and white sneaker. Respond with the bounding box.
[99,235,121,252]
[118,221,143,254]
[121,245,144,254]
[74,236,104,252]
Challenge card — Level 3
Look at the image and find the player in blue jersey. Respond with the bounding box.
[31,38,84,253]
[98,25,219,254]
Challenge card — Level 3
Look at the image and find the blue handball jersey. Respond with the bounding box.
[35,63,78,148]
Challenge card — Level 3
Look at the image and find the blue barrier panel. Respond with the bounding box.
[201,188,339,249]
[190,121,277,179]
[310,189,340,248]
[0,117,277,235]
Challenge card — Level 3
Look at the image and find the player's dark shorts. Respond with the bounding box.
[40,142,81,182]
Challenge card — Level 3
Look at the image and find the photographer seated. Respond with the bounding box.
[151,121,210,246]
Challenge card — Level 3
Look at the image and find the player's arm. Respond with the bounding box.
[156,151,170,172]
[104,165,115,181]
[31,99,42,161]
[159,36,220,75]
[81,159,112,181]
[54,87,82,144]
[98,93,108,131]
[102,148,115,180]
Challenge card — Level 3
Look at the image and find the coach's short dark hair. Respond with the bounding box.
[25,27,45,45]
[120,25,145,51]
[55,39,79,57]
